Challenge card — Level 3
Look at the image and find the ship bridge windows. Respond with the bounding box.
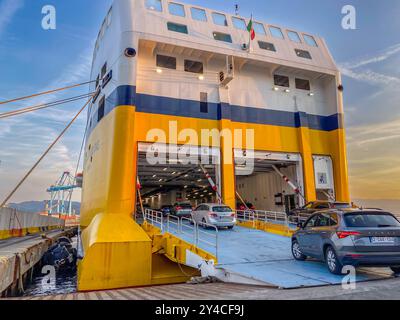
[167,22,188,34]
[191,7,207,22]
[253,22,266,35]
[295,78,311,91]
[303,34,318,47]
[156,54,177,69]
[212,12,228,26]
[169,2,186,17]
[269,26,284,39]
[98,96,105,122]
[232,17,247,30]
[101,62,107,78]
[274,75,290,88]
[146,0,162,12]
[213,32,232,43]
[258,41,276,52]
[295,49,312,59]
[287,30,302,43]
[184,60,204,74]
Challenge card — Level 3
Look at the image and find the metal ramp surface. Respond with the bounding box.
[145,212,393,289]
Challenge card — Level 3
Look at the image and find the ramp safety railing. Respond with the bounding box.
[236,209,298,229]
[143,209,218,261]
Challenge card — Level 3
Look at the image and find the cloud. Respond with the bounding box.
[341,43,400,69]
[0,0,24,38]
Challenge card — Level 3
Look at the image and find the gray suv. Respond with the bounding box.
[291,209,400,275]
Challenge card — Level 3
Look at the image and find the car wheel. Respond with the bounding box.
[325,246,343,275]
[390,266,400,275]
[227,226,234,230]
[291,240,307,261]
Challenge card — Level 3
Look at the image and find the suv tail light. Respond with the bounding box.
[337,231,361,239]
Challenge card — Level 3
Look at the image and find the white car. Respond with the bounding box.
[192,203,236,229]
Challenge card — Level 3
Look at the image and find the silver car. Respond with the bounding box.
[192,203,236,229]
[292,209,400,275]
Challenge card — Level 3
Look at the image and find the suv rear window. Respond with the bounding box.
[344,212,400,228]
[177,203,192,208]
[213,206,232,213]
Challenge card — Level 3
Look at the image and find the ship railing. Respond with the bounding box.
[236,209,296,229]
[143,209,218,261]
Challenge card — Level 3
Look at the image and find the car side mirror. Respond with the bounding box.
[297,222,303,229]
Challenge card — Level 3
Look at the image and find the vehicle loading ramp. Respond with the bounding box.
[145,213,394,289]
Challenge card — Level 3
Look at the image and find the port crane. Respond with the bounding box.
[46,171,82,215]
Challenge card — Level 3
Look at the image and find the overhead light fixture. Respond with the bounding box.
[156,68,163,74]
[272,86,279,91]
[198,75,205,80]
[163,168,167,171]
[308,92,314,96]
[284,89,290,93]
[184,174,189,178]
[158,179,163,182]
[152,175,157,178]
[197,179,202,182]
[171,172,176,175]
[184,185,188,189]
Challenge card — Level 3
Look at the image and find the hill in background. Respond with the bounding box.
[8,201,80,214]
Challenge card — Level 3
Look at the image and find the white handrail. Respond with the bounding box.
[143,209,219,261]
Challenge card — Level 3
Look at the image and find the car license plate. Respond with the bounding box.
[371,237,395,243]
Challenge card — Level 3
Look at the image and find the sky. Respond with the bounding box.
[0,0,399,204]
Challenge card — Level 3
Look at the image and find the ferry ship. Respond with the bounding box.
[78,0,349,291]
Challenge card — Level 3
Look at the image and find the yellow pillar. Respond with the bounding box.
[297,114,317,203]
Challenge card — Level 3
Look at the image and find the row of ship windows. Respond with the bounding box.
[156,54,312,91]
[91,65,312,129]
[167,22,312,60]
[146,0,318,47]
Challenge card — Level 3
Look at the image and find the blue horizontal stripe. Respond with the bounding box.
[88,85,343,136]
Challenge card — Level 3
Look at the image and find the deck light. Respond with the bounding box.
[198,75,205,80]
[308,92,314,96]
[163,168,167,171]
[152,175,157,178]
[272,86,279,91]
[284,89,290,93]
[171,172,176,175]
[156,68,163,74]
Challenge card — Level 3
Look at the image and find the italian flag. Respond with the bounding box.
[247,17,255,41]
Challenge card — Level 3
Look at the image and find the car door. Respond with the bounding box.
[297,214,319,255]
[308,213,332,259]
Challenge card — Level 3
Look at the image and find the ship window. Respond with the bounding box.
[212,12,228,26]
[184,60,203,74]
[232,17,246,30]
[156,54,177,69]
[146,0,162,12]
[101,62,107,78]
[274,75,290,87]
[167,22,188,34]
[295,78,311,91]
[269,26,284,39]
[258,41,276,52]
[253,22,266,35]
[200,92,208,113]
[169,2,185,17]
[304,34,318,47]
[295,49,312,59]
[95,75,100,88]
[191,7,207,22]
[287,30,301,43]
[98,96,105,122]
[213,32,232,43]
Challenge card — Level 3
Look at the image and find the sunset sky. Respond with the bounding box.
[0,0,399,203]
